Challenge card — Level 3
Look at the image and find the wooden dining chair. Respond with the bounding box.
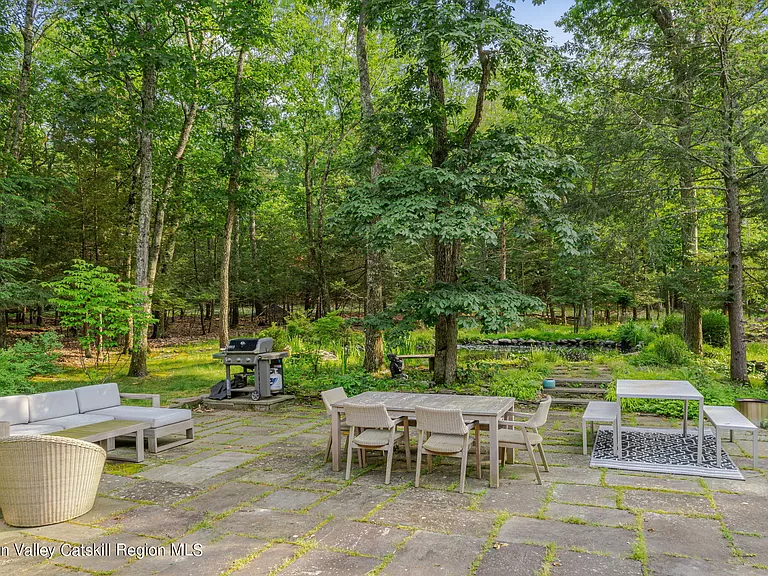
[321,387,351,463]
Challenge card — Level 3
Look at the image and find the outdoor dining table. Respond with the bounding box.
[615,379,704,465]
[331,391,515,488]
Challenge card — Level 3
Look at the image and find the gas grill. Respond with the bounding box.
[210,337,288,401]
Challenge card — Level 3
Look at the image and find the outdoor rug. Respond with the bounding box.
[590,426,744,480]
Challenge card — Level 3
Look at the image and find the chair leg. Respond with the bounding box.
[345,428,356,481]
[475,426,481,479]
[325,435,332,463]
[415,431,424,487]
[537,443,550,472]
[459,437,469,494]
[403,419,411,471]
[524,437,541,485]
[385,431,396,485]
[582,420,588,456]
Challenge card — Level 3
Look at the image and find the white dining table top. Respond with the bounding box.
[615,379,703,401]
[331,391,515,418]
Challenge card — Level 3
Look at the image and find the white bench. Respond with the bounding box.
[703,405,759,468]
[582,401,618,456]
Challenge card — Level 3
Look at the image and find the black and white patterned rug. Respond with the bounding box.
[590,426,744,480]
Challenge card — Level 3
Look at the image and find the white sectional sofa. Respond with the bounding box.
[0,383,194,453]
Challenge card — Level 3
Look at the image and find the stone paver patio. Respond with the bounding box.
[2,405,768,575]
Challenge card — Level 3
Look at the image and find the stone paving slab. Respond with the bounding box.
[550,550,643,575]
[98,473,137,495]
[552,483,617,507]
[71,497,138,524]
[99,505,205,539]
[714,492,768,535]
[257,488,325,511]
[213,508,326,541]
[21,522,107,544]
[646,555,762,575]
[544,502,636,528]
[479,480,549,514]
[605,472,705,493]
[733,534,768,568]
[182,481,270,514]
[497,516,635,556]
[137,464,222,486]
[474,542,545,575]
[380,530,484,576]
[642,512,732,561]
[189,451,259,471]
[275,548,380,575]
[232,543,299,575]
[313,520,410,557]
[113,479,201,505]
[622,489,714,515]
[51,533,163,573]
[308,484,393,520]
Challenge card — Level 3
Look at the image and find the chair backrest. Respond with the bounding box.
[528,395,552,429]
[415,406,469,436]
[344,402,394,430]
[320,387,347,415]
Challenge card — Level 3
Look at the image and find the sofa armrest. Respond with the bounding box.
[120,393,161,408]
[0,421,9,438]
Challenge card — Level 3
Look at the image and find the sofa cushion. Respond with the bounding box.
[10,423,65,435]
[88,406,192,429]
[27,390,80,423]
[0,395,30,425]
[42,414,115,429]
[74,383,122,413]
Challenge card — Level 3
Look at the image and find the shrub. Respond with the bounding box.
[257,324,289,351]
[649,334,691,366]
[489,369,542,401]
[661,313,684,336]
[0,332,61,396]
[702,311,729,348]
[285,310,312,339]
[614,321,650,348]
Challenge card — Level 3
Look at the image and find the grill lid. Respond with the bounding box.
[225,338,274,353]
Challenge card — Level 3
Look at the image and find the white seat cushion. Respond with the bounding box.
[28,390,80,422]
[10,423,65,435]
[75,383,122,413]
[352,428,402,447]
[87,406,192,428]
[423,433,472,455]
[42,414,115,429]
[497,428,543,447]
[0,395,30,425]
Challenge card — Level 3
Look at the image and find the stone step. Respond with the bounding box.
[549,377,612,387]
[547,387,607,397]
[550,397,593,407]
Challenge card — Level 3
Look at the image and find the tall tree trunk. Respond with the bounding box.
[218,48,246,349]
[719,27,747,381]
[357,0,385,371]
[6,0,35,159]
[128,57,158,378]
[651,4,702,354]
[499,217,507,281]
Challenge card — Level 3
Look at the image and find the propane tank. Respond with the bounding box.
[269,368,283,393]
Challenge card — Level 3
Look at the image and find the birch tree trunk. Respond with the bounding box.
[128,56,158,377]
[6,0,36,160]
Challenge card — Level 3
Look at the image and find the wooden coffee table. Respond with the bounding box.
[48,420,150,463]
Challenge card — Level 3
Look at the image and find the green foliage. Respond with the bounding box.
[0,332,61,396]
[489,370,543,401]
[43,261,154,376]
[615,321,651,348]
[702,311,729,348]
[257,323,289,351]
[661,314,684,337]
[634,334,692,367]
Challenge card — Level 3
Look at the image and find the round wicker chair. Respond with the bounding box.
[0,435,106,527]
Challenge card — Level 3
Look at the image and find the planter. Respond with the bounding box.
[543,378,556,390]
[735,398,768,426]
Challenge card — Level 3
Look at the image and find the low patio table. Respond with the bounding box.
[47,420,150,463]
[616,380,704,465]
[331,392,515,488]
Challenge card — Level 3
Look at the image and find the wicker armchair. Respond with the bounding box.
[497,396,552,484]
[344,402,411,484]
[0,435,106,527]
[414,406,480,493]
